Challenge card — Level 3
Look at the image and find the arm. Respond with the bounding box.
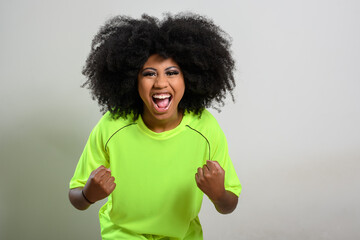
[211,190,238,214]
[195,160,238,214]
[69,165,116,210]
[68,187,92,211]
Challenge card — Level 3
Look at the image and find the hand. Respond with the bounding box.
[195,160,226,202]
[82,165,116,203]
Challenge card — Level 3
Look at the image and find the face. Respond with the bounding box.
[138,54,185,124]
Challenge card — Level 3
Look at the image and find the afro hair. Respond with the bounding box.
[82,12,236,120]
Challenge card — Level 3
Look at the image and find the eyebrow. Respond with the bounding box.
[141,66,180,72]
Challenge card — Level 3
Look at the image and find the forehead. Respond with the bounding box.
[142,54,180,69]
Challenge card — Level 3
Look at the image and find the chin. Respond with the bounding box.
[151,109,177,121]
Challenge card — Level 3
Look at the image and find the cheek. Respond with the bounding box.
[138,80,150,101]
[177,79,185,100]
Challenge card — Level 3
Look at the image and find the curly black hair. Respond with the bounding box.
[82,12,235,120]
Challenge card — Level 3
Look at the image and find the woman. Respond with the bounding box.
[69,13,241,239]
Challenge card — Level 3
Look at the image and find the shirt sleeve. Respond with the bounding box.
[210,124,242,197]
[69,122,110,189]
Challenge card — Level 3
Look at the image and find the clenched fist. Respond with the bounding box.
[195,160,226,202]
[82,165,116,203]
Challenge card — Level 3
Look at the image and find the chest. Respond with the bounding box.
[106,128,209,186]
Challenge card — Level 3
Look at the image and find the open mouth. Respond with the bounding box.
[152,93,172,112]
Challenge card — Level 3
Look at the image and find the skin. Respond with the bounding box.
[69,54,238,214]
[137,54,185,133]
[69,166,116,210]
[196,160,238,214]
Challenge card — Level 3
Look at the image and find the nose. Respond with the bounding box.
[154,73,168,89]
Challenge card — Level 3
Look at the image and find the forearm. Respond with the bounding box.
[68,187,93,210]
[211,190,238,214]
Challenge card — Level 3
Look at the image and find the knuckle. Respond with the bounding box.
[94,176,101,183]
[90,176,97,183]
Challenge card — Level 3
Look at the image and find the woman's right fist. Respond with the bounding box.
[82,165,116,203]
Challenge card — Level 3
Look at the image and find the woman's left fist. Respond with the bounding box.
[195,160,226,201]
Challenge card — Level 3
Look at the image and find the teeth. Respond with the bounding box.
[153,94,171,99]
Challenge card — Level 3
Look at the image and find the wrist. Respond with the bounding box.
[209,189,227,203]
[82,189,95,204]
[211,190,238,214]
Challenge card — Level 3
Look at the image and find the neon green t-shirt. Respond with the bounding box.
[69,110,241,239]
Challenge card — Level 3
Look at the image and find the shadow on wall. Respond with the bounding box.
[1,108,104,240]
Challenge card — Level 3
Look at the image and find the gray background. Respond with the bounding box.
[1,0,359,239]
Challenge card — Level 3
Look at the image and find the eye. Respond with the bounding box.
[166,71,179,76]
[142,71,156,77]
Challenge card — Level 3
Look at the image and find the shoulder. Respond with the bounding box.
[91,112,136,141]
[185,109,224,142]
[185,109,229,161]
[186,109,221,131]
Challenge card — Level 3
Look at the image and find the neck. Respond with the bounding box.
[141,110,183,133]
